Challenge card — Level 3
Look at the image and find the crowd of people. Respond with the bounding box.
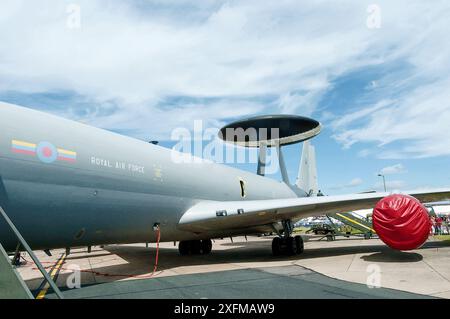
[431,215,449,235]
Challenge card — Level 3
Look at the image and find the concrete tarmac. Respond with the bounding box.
[16,236,450,299]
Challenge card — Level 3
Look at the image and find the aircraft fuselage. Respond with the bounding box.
[0,103,299,251]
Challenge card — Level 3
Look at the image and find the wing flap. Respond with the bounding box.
[178,189,450,233]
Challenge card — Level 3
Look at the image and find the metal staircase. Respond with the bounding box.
[0,243,33,299]
[327,211,375,239]
[0,205,63,299]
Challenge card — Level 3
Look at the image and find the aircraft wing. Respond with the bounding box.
[178,189,450,233]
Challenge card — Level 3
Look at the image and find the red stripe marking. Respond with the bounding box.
[12,148,36,156]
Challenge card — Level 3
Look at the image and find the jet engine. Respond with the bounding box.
[373,194,431,250]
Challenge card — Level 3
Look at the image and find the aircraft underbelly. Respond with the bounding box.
[0,180,194,251]
[0,157,194,250]
[0,156,280,251]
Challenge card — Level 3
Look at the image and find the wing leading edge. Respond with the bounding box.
[178,189,450,233]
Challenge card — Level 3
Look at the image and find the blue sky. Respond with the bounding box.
[0,0,449,195]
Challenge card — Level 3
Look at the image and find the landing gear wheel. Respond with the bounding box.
[200,239,212,255]
[190,240,201,254]
[272,237,281,256]
[272,219,305,257]
[179,240,212,255]
[179,241,190,255]
[286,236,295,256]
[294,235,304,254]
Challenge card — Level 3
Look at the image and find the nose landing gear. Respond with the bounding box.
[272,220,304,256]
[179,239,212,255]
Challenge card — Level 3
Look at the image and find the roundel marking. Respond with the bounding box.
[36,141,58,164]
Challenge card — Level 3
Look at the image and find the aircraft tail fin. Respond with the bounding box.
[296,141,319,195]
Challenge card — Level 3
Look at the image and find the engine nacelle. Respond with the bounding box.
[373,194,431,251]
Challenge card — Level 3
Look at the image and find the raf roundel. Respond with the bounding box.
[36,141,58,164]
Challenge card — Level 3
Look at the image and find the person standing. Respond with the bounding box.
[431,216,436,235]
[435,216,443,235]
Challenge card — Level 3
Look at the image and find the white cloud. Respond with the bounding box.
[329,2,450,158]
[0,0,449,149]
[374,179,407,191]
[379,163,407,175]
[332,78,450,158]
[277,90,325,116]
[331,100,392,133]
[358,149,372,158]
[329,177,364,190]
[348,178,364,187]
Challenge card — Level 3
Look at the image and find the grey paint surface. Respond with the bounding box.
[0,102,297,251]
[45,265,432,299]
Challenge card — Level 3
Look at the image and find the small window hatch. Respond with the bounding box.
[216,210,227,217]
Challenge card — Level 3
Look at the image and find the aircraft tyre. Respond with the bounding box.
[179,240,212,255]
[272,237,282,256]
[179,241,190,255]
[272,236,304,256]
[190,240,201,254]
[201,239,212,254]
[286,236,295,256]
[294,235,304,254]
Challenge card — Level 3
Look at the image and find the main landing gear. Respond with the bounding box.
[272,220,304,256]
[179,239,212,255]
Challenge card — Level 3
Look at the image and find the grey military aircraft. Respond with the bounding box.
[0,102,449,256]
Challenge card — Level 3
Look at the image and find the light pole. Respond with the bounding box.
[378,174,387,192]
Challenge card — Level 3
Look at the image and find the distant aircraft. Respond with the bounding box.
[0,102,448,256]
